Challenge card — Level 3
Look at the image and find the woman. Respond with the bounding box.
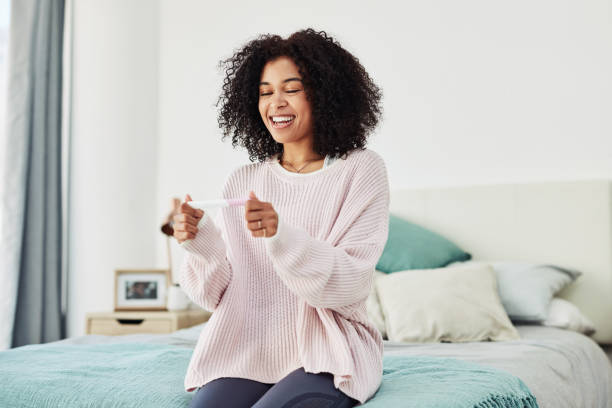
[173,28,389,408]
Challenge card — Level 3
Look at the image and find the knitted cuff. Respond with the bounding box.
[179,211,224,259]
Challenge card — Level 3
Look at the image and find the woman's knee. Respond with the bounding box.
[251,368,358,408]
[189,377,272,408]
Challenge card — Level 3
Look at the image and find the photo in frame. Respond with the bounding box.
[114,269,169,311]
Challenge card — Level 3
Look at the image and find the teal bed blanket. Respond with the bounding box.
[361,355,538,408]
[0,343,193,408]
[0,342,539,408]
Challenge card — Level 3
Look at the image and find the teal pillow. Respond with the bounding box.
[376,214,471,273]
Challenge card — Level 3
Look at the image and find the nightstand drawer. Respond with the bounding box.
[89,317,172,335]
[86,309,211,335]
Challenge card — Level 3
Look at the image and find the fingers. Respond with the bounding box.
[245,207,270,221]
[174,213,200,225]
[247,220,278,238]
[245,199,266,213]
[245,197,268,215]
[179,201,197,216]
[247,219,263,230]
[248,223,274,237]
[244,191,277,238]
[245,191,268,212]
[173,221,198,243]
[173,213,198,233]
[174,221,198,234]
[174,210,201,230]
[179,194,204,218]
[173,193,204,243]
[246,214,277,231]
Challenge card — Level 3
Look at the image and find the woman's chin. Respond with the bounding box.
[270,133,297,143]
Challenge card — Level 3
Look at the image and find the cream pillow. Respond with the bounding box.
[376,263,520,343]
[366,270,387,338]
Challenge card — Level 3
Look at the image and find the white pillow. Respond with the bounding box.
[376,263,520,343]
[448,260,581,322]
[366,270,387,338]
[544,297,596,335]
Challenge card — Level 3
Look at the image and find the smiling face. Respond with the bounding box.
[258,56,314,146]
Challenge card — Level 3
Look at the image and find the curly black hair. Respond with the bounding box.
[216,28,383,163]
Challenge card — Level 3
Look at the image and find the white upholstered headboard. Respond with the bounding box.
[389,179,612,344]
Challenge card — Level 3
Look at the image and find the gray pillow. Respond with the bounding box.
[449,260,581,322]
[493,261,581,322]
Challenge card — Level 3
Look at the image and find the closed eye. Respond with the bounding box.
[259,90,301,96]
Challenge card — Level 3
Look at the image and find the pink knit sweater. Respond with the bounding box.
[179,148,390,404]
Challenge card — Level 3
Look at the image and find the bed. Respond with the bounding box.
[1,179,612,407]
[4,322,609,407]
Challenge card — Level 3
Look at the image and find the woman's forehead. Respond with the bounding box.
[260,56,302,83]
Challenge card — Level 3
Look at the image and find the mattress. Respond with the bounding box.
[383,326,612,408]
[56,324,612,408]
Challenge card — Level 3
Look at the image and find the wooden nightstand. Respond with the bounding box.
[85,309,211,335]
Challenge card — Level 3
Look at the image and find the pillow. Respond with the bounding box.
[544,297,596,335]
[375,214,471,273]
[448,260,581,322]
[376,264,519,343]
[365,270,387,339]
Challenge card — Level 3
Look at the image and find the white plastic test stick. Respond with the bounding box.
[186,198,248,210]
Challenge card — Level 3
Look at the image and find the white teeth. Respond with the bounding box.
[271,116,294,123]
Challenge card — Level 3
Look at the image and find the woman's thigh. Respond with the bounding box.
[189,377,272,408]
[252,368,359,408]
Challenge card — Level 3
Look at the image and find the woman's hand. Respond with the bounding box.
[173,194,204,244]
[245,191,278,238]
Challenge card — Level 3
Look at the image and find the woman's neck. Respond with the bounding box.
[279,151,324,164]
[278,151,325,174]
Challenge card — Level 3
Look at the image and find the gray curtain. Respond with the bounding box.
[1,0,65,348]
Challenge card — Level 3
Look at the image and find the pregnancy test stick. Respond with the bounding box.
[186,198,249,210]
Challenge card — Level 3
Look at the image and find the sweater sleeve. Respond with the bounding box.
[178,202,233,312]
[179,210,232,312]
[264,155,390,311]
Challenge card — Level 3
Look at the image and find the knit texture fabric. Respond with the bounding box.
[179,148,390,404]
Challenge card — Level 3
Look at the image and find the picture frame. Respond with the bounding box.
[114,269,169,311]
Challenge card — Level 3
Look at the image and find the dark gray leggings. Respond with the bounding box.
[189,367,359,408]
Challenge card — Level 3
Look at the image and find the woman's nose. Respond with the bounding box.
[270,91,287,109]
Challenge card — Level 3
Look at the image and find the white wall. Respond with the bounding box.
[156,0,612,271]
[155,0,612,267]
[68,0,159,337]
[156,0,612,194]
[69,0,612,335]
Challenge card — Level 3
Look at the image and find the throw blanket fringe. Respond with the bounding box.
[475,396,539,408]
